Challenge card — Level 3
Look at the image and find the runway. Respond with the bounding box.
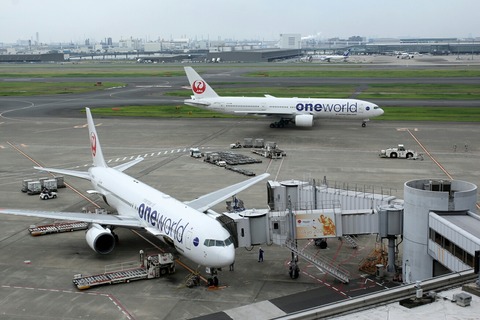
[0,61,479,319]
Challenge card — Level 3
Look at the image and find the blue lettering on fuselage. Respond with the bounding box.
[295,102,358,113]
[138,203,189,243]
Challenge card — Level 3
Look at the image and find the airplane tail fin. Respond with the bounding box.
[184,67,219,99]
[344,49,350,57]
[86,107,108,168]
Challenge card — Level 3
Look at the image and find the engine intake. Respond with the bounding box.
[85,223,115,254]
[295,114,314,127]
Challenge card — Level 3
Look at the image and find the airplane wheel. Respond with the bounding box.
[362,122,366,127]
[270,123,276,128]
[213,276,219,287]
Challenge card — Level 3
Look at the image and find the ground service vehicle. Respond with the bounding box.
[379,144,418,159]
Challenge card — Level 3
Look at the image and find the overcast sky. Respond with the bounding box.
[1,0,479,44]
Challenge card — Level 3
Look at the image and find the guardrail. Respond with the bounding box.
[274,270,476,320]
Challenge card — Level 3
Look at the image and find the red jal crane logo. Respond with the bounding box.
[91,132,97,157]
[192,80,206,94]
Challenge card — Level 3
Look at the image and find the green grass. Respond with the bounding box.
[247,69,480,78]
[169,83,480,100]
[0,81,125,96]
[359,84,480,100]
[0,63,185,78]
[377,107,480,122]
[168,85,358,99]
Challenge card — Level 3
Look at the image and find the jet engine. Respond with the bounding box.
[295,114,314,127]
[85,223,115,254]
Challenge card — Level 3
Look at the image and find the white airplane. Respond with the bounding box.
[307,49,351,62]
[0,108,269,282]
[184,67,384,128]
[397,52,414,59]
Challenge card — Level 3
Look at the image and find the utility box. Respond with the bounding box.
[42,178,58,191]
[453,293,472,307]
[243,138,253,148]
[21,179,33,192]
[27,181,42,195]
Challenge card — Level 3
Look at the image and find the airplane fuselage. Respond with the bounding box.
[186,96,383,120]
[89,167,235,268]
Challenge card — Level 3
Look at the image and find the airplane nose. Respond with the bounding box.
[225,245,235,265]
[379,107,384,115]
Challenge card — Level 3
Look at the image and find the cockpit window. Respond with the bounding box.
[203,239,215,247]
[203,236,235,247]
[224,236,233,246]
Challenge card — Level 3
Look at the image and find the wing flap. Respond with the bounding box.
[185,173,269,212]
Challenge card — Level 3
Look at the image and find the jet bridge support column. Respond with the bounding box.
[387,237,396,273]
[378,204,403,275]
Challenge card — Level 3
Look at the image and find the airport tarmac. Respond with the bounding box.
[0,113,479,319]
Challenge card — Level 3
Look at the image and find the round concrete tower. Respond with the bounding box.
[402,179,477,283]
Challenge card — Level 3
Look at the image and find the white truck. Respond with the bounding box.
[189,147,202,158]
[379,144,418,159]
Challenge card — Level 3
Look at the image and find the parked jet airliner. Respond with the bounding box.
[0,108,269,282]
[184,67,383,128]
[306,49,351,62]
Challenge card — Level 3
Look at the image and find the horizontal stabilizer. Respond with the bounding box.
[34,166,91,180]
[184,98,211,107]
[113,157,144,172]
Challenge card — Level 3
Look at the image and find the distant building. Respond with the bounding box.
[278,34,301,49]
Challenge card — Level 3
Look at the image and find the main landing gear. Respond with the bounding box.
[270,119,292,128]
[362,119,370,127]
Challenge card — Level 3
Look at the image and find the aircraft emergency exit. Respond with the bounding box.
[184,67,384,128]
[0,108,269,280]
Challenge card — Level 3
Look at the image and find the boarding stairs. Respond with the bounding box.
[72,253,175,290]
[285,239,350,283]
[342,235,358,249]
[73,261,148,290]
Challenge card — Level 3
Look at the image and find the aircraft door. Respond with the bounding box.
[185,231,193,250]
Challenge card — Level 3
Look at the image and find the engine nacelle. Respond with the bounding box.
[295,114,314,127]
[85,223,115,254]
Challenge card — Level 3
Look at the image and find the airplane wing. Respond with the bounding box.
[185,173,269,213]
[0,208,144,228]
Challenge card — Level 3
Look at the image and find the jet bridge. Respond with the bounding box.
[217,178,479,285]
